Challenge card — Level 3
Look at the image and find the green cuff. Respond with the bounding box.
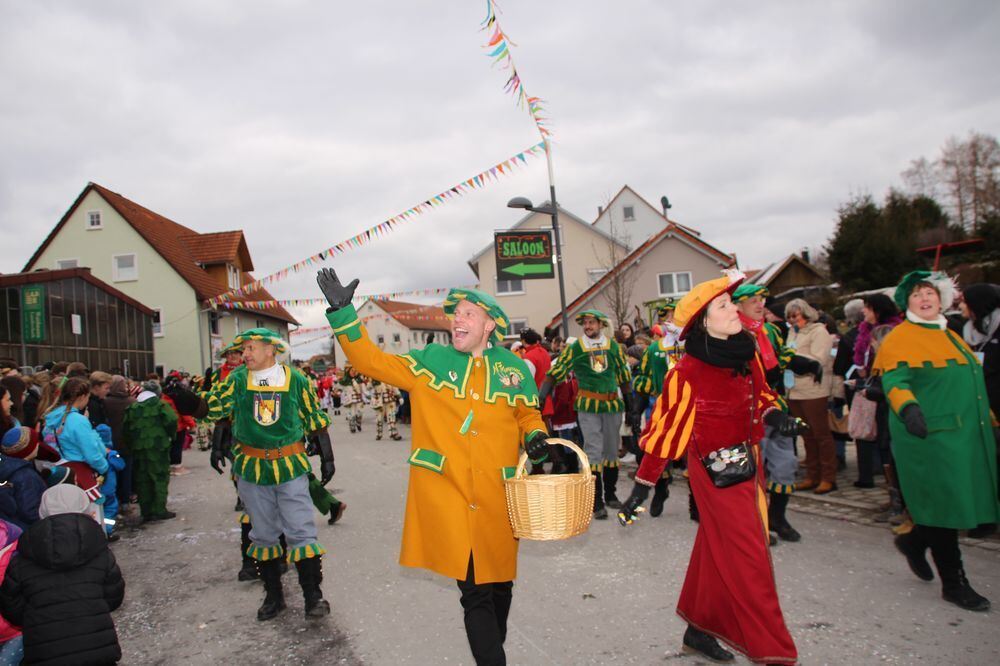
[247,544,284,561]
[287,543,326,562]
[326,304,363,342]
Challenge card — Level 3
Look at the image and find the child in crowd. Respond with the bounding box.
[95,425,125,539]
[0,518,23,665]
[0,485,125,665]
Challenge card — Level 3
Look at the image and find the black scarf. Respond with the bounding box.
[684,328,756,373]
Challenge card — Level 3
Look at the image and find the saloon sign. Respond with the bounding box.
[493,230,554,280]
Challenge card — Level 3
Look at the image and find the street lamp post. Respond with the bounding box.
[507,140,571,337]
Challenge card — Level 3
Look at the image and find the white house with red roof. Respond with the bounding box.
[23,182,297,375]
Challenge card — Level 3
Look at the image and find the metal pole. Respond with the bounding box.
[543,139,571,337]
[18,287,27,368]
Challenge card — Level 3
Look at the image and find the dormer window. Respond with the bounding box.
[87,210,102,229]
[227,264,241,289]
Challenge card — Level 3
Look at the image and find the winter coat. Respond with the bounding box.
[86,397,108,429]
[101,391,134,457]
[0,513,124,665]
[42,406,109,476]
[0,456,46,530]
[22,387,41,430]
[0,519,22,644]
[786,321,833,401]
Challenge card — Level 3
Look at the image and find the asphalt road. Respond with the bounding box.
[112,411,1000,665]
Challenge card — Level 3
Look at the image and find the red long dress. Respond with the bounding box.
[637,353,797,665]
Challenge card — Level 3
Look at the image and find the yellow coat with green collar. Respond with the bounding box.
[328,305,546,583]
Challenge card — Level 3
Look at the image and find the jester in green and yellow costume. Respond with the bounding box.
[199,327,337,621]
[539,309,638,519]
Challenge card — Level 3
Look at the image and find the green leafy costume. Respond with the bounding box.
[123,396,178,518]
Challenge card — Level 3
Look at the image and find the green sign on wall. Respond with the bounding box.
[21,285,46,343]
[494,229,555,280]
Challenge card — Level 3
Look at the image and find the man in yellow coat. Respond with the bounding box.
[318,268,549,666]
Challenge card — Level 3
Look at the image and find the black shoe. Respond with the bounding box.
[234,498,245,512]
[593,507,608,520]
[682,626,734,663]
[256,560,286,621]
[894,532,934,581]
[853,480,875,489]
[605,495,623,510]
[238,559,260,582]
[688,493,700,523]
[942,571,991,612]
[967,523,998,539]
[107,532,120,543]
[296,557,331,618]
[775,522,802,543]
[147,511,177,522]
[328,502,347,525]
[390,434,403,441]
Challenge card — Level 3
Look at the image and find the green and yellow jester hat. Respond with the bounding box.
[574,309,610,326]
[732,283,769,304]
[656,298,678,317]
[442,288,509,343]
[233,327,289,354]
[894,270,957,312]
[216,339,243,359]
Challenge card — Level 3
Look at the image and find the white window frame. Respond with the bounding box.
[587,268,608,285]
[152,308,165,338]
[55,258,80,270]
[496,277,525,296]
[623,205,635,221]
[506,318,529,338]
[227,264,241,289]
[86,210,103,229]
[392,332,401,344]
[112,253,138,282]
[657,271,693,298]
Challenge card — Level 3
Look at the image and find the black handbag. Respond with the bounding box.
[700,442,756,488]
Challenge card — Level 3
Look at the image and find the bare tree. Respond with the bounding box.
[592,205,639,329]
[902,157,938,200]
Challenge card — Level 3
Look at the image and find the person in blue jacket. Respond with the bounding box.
[0,426,48,530]
[95,424,124,539]
[41,378,109,505]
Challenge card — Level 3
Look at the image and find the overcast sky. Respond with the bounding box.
[2,1,999,357]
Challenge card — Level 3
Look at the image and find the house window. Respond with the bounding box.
[657,271,693,297]
[112,254,138,281]
[227,264,241,289]
[152,308,164,337]
[587,268,608,285]
[256,319,263,328]
[86,211,102,229]
[56,259,79,269]
[507,319,528,338]
[377,334,385,345]
[623,206,635,221]
[209,311,221,336]
[496,278,524,295]
[393,333,401,343]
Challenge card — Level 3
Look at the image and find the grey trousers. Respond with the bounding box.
[760,425,798,491]
[237,474,319,551]
[577,411,623,469]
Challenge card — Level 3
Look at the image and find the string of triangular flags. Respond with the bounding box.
[482,0,550,140]
[291,333,334,348]
[290,306,450,337]
[217,284,477,311]
[208,142,545,306]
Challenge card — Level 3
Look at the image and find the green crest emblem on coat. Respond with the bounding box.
[492,361,525,388]
[254,393,282,426]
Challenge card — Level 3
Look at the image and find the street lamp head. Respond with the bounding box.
[507,196,534,210]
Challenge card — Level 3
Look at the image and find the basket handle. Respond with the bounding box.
[513,437,591,479]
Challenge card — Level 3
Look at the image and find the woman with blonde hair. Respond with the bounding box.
[784,298,837,493]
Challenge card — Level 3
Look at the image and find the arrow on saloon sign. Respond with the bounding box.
[504,262,553,277]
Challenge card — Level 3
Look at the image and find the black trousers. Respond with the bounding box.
[456,555,514,666]
[916,525,963,581]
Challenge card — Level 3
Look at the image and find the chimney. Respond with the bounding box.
[598,205,604,216]
[800,248,810,264]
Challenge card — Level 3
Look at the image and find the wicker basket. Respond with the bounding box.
[504,438,595,541]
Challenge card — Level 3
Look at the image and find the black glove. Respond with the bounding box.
[312,429,336,485]
[164,385,207,418]
[316,268,360,312]
[209,426,229,475]
[525,431,550,464]
[537,378,554,410]
[764,410,802,437]
[617,483,650,526]
[788,355,823,383]
[901,403,928,439]
[202,367,214,392]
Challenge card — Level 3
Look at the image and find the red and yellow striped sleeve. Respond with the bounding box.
[752,355,781,416]
[639,368,695,462]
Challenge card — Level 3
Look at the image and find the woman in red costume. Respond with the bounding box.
[618,272,799,665]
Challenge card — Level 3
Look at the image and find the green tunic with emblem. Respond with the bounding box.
[547,337,631,413]
[633,339,674,395]
[201,364,331,486]
[873,319,1000,529]
[327,303,547,584]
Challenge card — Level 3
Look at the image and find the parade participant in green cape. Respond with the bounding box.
[318,268,549,666]
[539,309,638,519]
[875,271,999,612]
[199,328,335,621]
[734,283,801,543]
